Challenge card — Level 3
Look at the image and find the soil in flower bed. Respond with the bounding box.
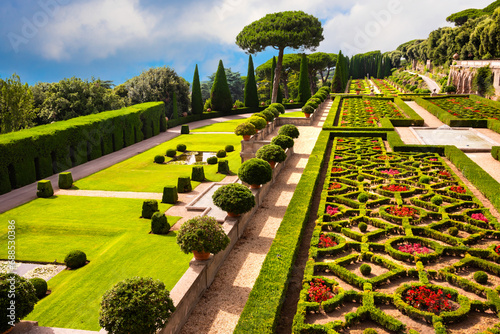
[378,304,434,333]
[339,319,393,334]
[305,301,359,325]
[423,256,462,271]
[429,279,488,301]
[317,250,357,263]
[472,237,499,249]
[372,251,417,270]
[344,261,389,278]
[375,276,419,294]
[447,309,500,334]
[351,223,378,233]
[455,267,500,289]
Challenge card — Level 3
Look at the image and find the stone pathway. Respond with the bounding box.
[405,101,444,127]
[407,71,441,93]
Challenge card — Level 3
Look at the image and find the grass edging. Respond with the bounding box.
[234,131,330,333]
[393,97,424,126]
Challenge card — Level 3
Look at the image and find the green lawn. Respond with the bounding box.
[191,118,248,132]
[0,196,190,330]
[75,133,243,193]
[280,111,306,118]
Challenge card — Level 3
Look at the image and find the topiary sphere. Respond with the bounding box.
[216,150,227,158]
[302,104,315,114]
[212,183,256,215]
[448,226,459,236]
[99,277,175,334]
[357,175,365,182]
[29,277,48,299]
[358,222,368,233]
[225,145,234,152]
[360,263,371,276]
[154,155,165,164]
[412,162,420,168]
[261,109,275,122]
[266,106,280,117]
[357,193,369,203]
[271,135,294,150]
[207,156,218,165]
[269,103,285,114]
[166,149,176,157]
[431,195,443,206]
[419,176,431,184]
[247,116,267,130]
[64,250,87,269]
[238,158,273,186]
[278,124,300,139]
[255,144,287,163]
[355,161,364,166]
[176,144,187,152]
[474,271,488,284]
[252,112,270,122]
[0,274,38,332]
[151,212,170,235]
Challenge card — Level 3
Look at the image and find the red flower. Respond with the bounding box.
[450,186,466,194]
[318,234,337,248]
[307,278,334,303]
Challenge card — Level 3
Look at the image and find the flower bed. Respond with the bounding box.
[429,97,500,120]
[403,286,453,314]
[338,97,407,128]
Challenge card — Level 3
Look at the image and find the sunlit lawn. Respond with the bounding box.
[75,133,243,192]
[191,118,247,132]
[0,196,190,330]
[280,111,305,118]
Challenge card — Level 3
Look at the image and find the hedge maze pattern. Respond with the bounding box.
[339,98,406,128]
[294,136,500,333]
[429,97,500,120]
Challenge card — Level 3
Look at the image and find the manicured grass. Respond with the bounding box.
[0,196,190,330]
[75,134,242,192]
[280,111,306,118]
[191,118,248,132]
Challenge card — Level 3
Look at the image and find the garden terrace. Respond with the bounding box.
[348,79,371,94]
[372,79,402,96]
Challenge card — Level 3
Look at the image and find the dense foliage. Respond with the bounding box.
[244,55,259,108]
[210,60,233,113]
[0,74,35,133]
[0,273,38,331]
[191,65,203,115]
[176,216,230,254]
[212,183,255,215]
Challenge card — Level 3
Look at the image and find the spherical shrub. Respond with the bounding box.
[234,122,257,136]
[176,144,187,152]
[412,162,420,168]
[247,116,267,130]
[355,161,364,166]
[252,112,269,122]
[166,149,176,157]
[360,264,371,276]
[256,144,287,163]
[270,103,285,114]
[207,156,218,165]
[216,150,227,158]
[154,155,165,164]
[357,193,369,203]
[238,158,273,186]
[0,274,37,331]
[302,104,315,114]
[271,135,294,150]
[225,145,234,152]
[278,124,300,139]
[176,216,230,254]
[419,176,431,184]
[151,212,170,235]
[266,106,280,117]
[357,175,365,182]
[29,277,47,299]
[431,195,443,206]
[358,222,368,233]
[64,250,87,269]
[212,183,255,215]
[448,226,459,236]
[474,271,488,284]
[99,277,175,334]
[261,109,275,122]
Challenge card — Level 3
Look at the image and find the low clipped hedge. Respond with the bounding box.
[393,97,424,126]
[492,146,500,161]
[234,131,329,333]
[0,102,165,195]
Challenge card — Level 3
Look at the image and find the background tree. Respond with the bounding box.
[244,55,259,108]
[473,65,495,96]
[297,54,311,102]
[201,68,245,103]
[210,60,233,113]
[126,66,189,119]
[191,65,203,115]
[270,56,283,103]
[0,273,38,332]
[0,74,35,134]
[236,11,324,103]
[256,53,301,99]
[331,51,349,93]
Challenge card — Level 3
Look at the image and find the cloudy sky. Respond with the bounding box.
[0,0,492,86]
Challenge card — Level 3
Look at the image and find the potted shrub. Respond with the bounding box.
[278,124,300,139]
[302,104,314,118]
[234,122,257,141]
[212,183,255,217]
[271,135,294,150]
[176,216,230,260]
[270,103,285,114]
[255,144,287,168]
[99,277,175,334]
[247,116,267,130]
[238,158,273,188]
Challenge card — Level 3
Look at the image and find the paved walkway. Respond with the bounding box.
[407,71,441,93]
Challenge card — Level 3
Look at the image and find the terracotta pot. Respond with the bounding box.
[268,160,276,169]
[193,250,210,261]
[304,113,311,118]
[250,184,261,189]
[227,211,240,218]
[243,135,251,141]
[356,91,361,95]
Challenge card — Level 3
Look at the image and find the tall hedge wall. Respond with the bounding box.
[0,102,165,195]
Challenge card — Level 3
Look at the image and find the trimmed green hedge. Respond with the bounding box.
[234,131,330,333]
[393,97,424,126]
[492,146,500,161]
[0,102,165,195]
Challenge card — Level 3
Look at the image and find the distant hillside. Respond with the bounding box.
[446,0,500,26]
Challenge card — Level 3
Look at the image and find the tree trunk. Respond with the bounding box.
[282,76,289,99]
[272,48,284,103]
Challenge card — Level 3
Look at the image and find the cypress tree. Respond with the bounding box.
[331,52,344,93]
[244,55,259,108]
[191,64,203,115]
[297,54,311,102]
[172,91,178,119]
[210,60,233,113]
[376,55,383,79]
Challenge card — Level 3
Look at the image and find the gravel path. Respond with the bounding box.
[180,102,330,334]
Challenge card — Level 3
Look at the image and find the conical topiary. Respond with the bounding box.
[191,64,203,115]
[244,55,259,108]
[297,54,311,102]
[210,60,233,113]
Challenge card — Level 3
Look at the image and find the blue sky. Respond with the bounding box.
[0,0,493,86]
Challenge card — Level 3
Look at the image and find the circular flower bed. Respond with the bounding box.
[470,212,488,223]
[398,243,431,255]
[386,206,418,218]
[331,167,344,173]
[325,205,339,215]
[494,245,500,255]
[403,286,454,314]
[379,169,400,175]
[382,184,408,192]
[318,234,337,248]
[450,186,466,194]
[307,278,333,304]
[328,182,342,190]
